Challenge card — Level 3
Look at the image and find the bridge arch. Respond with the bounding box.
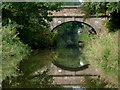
[51,21,97,34]
[49,6,107,33]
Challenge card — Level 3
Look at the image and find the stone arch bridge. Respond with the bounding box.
[49,6,107,33]
[45,6,112,87]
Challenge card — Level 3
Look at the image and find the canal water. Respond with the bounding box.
[19,47,89,76]
[2,21,108,88]
[2,48,108,88]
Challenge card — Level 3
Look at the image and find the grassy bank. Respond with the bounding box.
[83,30,118,87]
[2,24,31,80]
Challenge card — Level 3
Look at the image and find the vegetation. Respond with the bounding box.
[80,2,120,31]
[79,2,119,87]
[2,24,31,80]
[83,30,118,87]
[2,49,61,88]
[2,2,63,48]
[1,2,119,88]
[80,76,115,88]
[2,2,63,87]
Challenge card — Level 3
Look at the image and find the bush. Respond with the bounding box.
[83,30,118,87]
[2,24,31,80]
[106,11,120,32]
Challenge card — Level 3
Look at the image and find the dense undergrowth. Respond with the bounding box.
[2,24,31,80]
[83,30,118,87]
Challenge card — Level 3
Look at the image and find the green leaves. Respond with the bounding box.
[2,24,31,80]
[80,2,106,16]
[80,2,120,31]
[106,2,120,14]
[2,2,63,27]
[2,2,63,48]
[81,2,120,16]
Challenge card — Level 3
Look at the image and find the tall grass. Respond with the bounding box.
[83,30,118,87]
[2,24,31,80]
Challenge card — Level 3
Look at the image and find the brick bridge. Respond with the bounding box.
[45,6,110,87]
[50,6,107,33]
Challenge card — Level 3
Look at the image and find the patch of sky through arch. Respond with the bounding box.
[52,21,90,68]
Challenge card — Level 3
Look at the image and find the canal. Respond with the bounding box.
[2,21,110,88]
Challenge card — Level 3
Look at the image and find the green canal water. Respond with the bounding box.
[2,49,109,88]
[2,21,109,88]
[19,47,89,74]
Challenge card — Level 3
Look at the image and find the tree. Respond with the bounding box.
[2,2,63,27]
[80,2,120,31]
[2,2,63,48]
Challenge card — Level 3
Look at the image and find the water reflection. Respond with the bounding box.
[19,49,52,77]
[52,47,88,68]
[2,49,109,88]
[52,21,89,68]
[2,49,59,88]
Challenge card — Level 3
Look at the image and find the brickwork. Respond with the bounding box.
[39,63,99,86]
[49,6,107,33]
[47,6,107,86]
[51,6,84,16]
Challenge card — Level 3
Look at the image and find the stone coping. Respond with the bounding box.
[50,15,109,17]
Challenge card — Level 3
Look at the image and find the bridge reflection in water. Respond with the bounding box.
[47,21,100,87]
